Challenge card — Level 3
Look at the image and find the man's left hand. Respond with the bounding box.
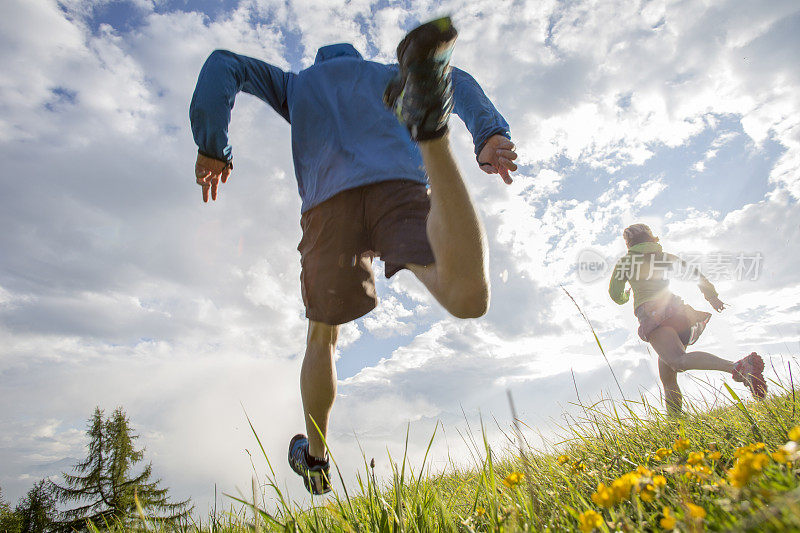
[478,134,518,185]
[707,295,726,312]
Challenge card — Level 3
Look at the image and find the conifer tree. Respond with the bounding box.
[51,407,191,530]
[0,486,22,533]
[15,480,56,533]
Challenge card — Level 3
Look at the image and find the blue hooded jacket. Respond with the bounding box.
[190,44,510,213]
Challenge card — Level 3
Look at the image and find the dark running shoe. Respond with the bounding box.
[288,434,331,495]
[383,16,458,141]
[733,352,767,399]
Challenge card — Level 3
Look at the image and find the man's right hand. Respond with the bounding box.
[477,134,518,185]
[195,152,232,203]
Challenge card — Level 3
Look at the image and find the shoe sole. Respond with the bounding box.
[386,17,457,140]
[736,352,767,400]
[385,17,458,107]
[397,17,457,77]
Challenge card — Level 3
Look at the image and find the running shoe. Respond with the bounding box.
[383,16,458,141]
[288,434,331,495]
[733,352,767,399]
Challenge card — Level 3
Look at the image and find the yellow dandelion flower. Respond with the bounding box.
[660,507,676,530]
[558,454,569,465]
[653,447,672,461]
[640,484,656,502]
[687,451,705,466]
[752,453,769,471]
[577,510,604,533]
[687,502,707,519]
[674,438,691,453]
[771,449,789,464]
[653,475,667,489]
[728,465,748,488]
[611,473,639,502]
[591,483,616,508]
[735,443,766,458]
[707,450,721,461]
[475,506,486,516]
[789,426,800,443]
[636,465,652,476]
[502,471,524,488]
[727,448,770,487]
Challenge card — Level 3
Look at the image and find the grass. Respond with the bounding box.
[86,289,800,532]
[115,373,800,533]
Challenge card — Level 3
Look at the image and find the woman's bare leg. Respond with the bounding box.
[649,326,734,414]
[658,357,683,416]
[649,327,734,373]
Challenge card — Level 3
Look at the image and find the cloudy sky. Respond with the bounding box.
[1,0,799,516]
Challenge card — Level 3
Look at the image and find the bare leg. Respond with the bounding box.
[683,350,735,373]
[406,134,489,318]
[649,327,735,373]
[301,320,338,459]
[658,357,683,416]
[649,326,736,414]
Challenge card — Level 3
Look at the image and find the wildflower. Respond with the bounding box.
[653,447,672,461]
[577,510,604,533]
[591,483,616,508]
[660,507,676,530]
[673,438,691,453]
[771,449,789,464]
[687,451,705,466]
[685,463,712,483]
[636,465,652,477]
[727,449,770,488]
[779,441,800,462]
[502,471,524,488]
[734,443,766,458]
[558,454,569,465]
[687,502,706,520]
[653,475,667,489]
[611,472,639,502]
[475,506,486,516]
[789,426,800,443]
[640,484,656,502]
[706,450,721,461]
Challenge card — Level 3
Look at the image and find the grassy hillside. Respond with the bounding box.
[130,377,800,532]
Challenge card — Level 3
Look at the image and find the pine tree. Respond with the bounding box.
[15,480,56,533]
[0,486,22,533]
[51,407,192,530]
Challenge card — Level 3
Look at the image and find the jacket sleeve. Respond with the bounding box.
[451,67,511,158]
[189,49,294,161]
[665,253,719,300]
[608,257,630,305]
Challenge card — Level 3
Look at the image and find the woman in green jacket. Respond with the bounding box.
[609,224,766,415]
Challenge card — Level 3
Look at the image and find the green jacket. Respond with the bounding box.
[608,242,718,310]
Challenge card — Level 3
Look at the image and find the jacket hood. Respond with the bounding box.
[314,43,363,64]
[628,241,662,254]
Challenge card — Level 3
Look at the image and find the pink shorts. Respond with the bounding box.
[634,294,711,346]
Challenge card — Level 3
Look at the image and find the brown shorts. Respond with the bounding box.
[298,180,435,326]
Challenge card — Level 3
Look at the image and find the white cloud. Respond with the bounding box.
[362,295,415,338]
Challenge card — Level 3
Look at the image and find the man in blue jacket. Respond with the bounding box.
[190,17,517,495]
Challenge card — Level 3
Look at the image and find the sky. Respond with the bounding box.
[1,0,799,518]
